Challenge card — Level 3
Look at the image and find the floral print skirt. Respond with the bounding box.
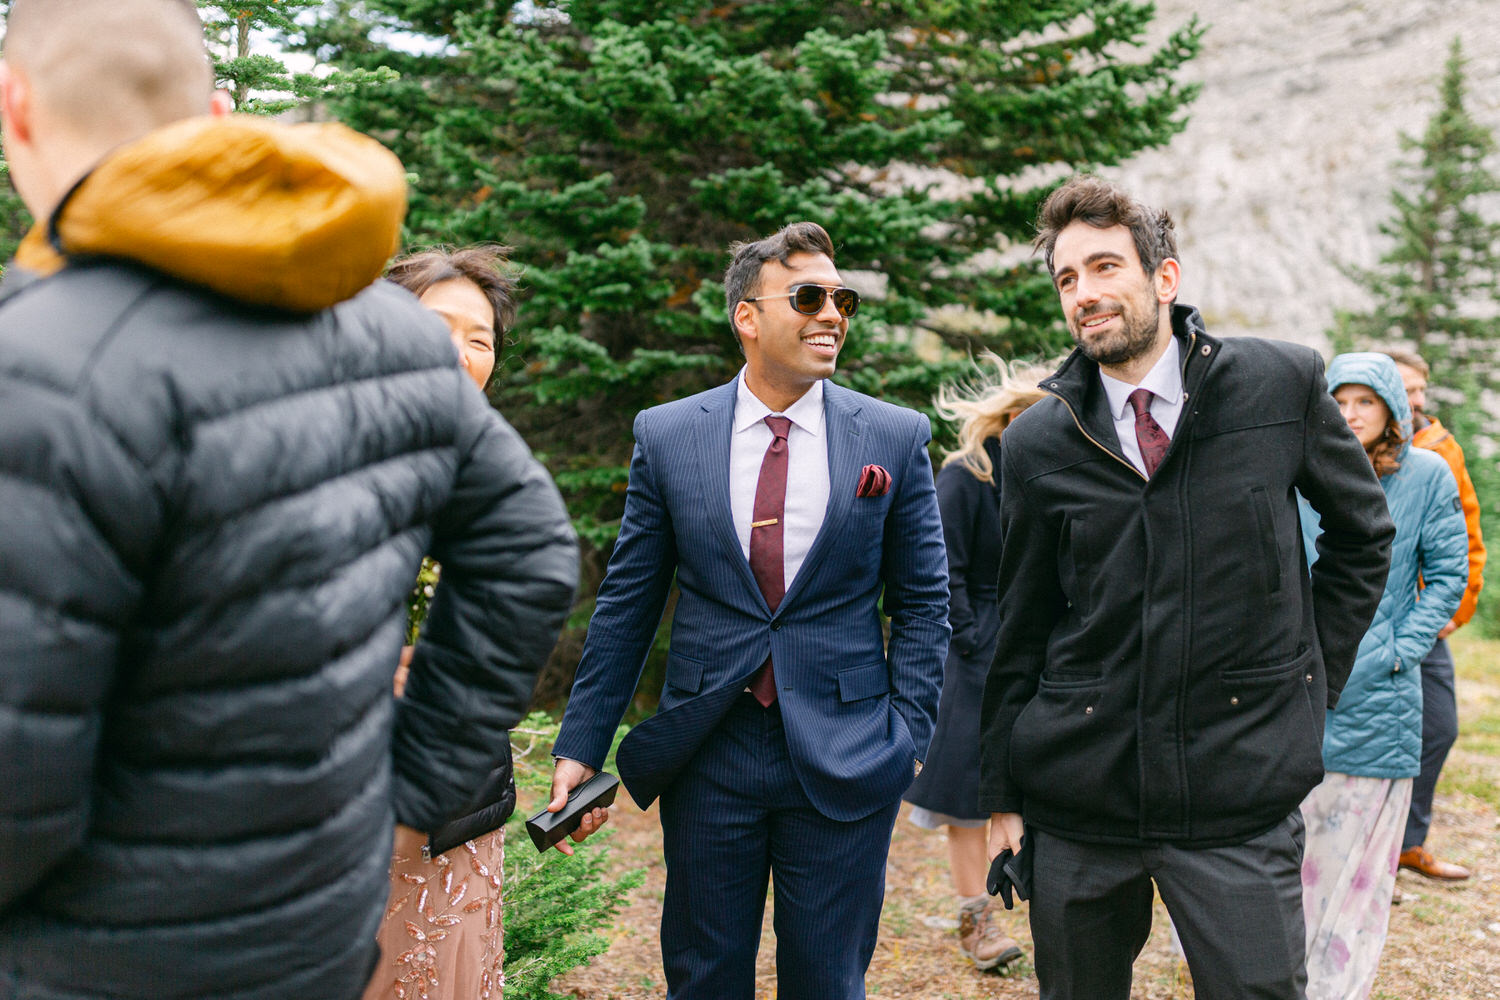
[361,829,505,1000]
[1299,773,1412,1000]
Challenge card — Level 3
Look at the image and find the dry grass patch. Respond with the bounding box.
[548,635,1500,998]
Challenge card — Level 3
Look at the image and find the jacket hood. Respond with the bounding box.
[14,115,406,312]
[1325,352,1411,461]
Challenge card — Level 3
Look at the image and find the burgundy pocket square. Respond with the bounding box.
[856,464,891,498]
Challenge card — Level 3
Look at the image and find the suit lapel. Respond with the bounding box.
[694,377,768,610]
[781,381,862,610]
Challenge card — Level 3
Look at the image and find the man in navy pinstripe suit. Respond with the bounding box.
[549,222,949,999]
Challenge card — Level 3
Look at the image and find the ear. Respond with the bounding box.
[210,89,233,117]
[0,62,34,144]
[1154,257,1181,304]
[732,300,759,346]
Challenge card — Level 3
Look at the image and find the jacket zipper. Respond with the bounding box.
[1044,391,1147,481]
[1042,330,1201,484]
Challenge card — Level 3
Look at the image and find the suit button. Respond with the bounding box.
[1306,674,1313,683]
[771,621,782,631]
[1230,696,1240,706]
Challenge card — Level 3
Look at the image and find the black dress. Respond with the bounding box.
[905,439,1003,823]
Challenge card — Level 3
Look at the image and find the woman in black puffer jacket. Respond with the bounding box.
[363,246,530,1000]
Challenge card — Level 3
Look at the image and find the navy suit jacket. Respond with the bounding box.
[553,376,950,822]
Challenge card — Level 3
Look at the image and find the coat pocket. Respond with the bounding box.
[1220,644,1310,685]
[838,660,891,702]
[1195,644,1323,821]
[1247,486,1284,596]
[666,651,706,695]
[1007,680,1130,823]
[1060,516,1094,617]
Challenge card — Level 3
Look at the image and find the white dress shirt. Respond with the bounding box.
[1099,336,1184,477]
[730,370,830,591]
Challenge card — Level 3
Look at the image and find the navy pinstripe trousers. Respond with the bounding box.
[657,694,902,1000]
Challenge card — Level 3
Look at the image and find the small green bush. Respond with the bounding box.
[503,713,645,1000]
[408,573,644,999]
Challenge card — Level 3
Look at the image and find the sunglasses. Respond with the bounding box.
[742,283,860,318]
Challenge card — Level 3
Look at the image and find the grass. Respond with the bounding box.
[540,634,1500,999]
[1445,634,1500,809]
[1452,632,1500,687]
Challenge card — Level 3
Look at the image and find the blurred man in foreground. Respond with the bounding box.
[0,2,578,998]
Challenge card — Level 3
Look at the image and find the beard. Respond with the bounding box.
[1068,289,1161,367]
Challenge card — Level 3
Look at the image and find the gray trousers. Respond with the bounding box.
[1029,812,1307,1000]
[1403,637,1459,850]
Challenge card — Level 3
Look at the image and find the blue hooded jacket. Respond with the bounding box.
[1299,352,1467,778]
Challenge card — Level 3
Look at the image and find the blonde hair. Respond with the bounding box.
[936,354,1055,482]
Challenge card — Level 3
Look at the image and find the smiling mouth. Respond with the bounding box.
[803,332,839,349]
[1079,312,1118,330]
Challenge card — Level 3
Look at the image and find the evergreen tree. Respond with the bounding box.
[302,1,1204,698]
[0,1,30,260]
[0,160,27,265]
[504,712,644,1000]
[1331,38,1500,633]
[199,1,395,115]
[1335,38,1500,364]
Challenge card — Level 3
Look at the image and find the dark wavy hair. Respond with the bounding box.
[723,221,837,347]
[1033,175,1178,280]
[386,244,520,339]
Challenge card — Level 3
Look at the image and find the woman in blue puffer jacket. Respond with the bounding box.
[1297,352,1468,1000]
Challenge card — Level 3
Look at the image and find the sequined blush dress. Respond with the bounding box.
[361,828,505,1000]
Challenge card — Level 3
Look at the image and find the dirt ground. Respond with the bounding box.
[552,637,1500,999]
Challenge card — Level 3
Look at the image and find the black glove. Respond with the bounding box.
[986,829,1034,910]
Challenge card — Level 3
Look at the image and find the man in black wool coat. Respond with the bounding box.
[980,175,1394,1000]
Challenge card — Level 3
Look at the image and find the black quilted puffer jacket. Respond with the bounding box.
[0,117,578,1000]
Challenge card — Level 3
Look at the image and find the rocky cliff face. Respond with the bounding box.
[1107,0,1500,348]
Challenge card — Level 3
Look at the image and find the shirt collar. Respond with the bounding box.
[1099,335,1183,421]
[734,367,826,437]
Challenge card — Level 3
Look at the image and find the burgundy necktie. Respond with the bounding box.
[1128,388,1170,477]
[747,415,791,706]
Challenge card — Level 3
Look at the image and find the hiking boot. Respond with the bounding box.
[957,899,1023,971]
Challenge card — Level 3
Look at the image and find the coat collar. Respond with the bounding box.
[1039,304,1218,477]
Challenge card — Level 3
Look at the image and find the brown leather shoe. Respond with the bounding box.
[1399,845,1471,881]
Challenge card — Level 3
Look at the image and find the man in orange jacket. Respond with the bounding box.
[1383,349,1486,881]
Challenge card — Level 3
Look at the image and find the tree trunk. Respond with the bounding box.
[235,14,251,110]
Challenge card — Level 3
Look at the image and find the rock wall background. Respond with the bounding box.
[1105,0,1500,349]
